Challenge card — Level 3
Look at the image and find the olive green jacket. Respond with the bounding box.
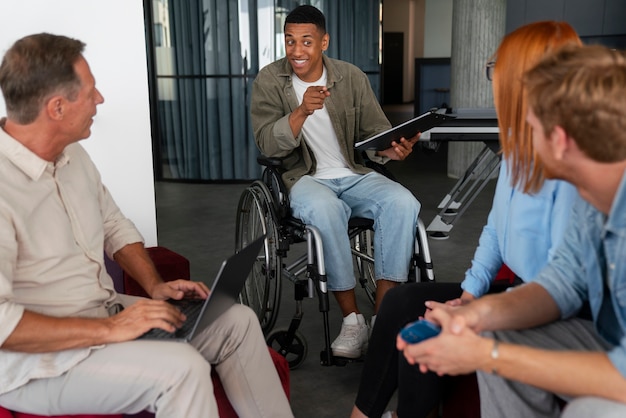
[250,55,391,190]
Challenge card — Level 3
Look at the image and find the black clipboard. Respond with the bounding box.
[355,111,453,151]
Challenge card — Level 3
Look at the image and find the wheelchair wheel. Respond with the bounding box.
[235,181,282,333]
[266,327,308,370]
[352,230,376,305]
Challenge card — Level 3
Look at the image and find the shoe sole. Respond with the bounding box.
[331,349,362,359]
[331,342,368,359]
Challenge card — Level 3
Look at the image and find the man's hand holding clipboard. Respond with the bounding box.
[377,133,421,161]
[355,111,453,153]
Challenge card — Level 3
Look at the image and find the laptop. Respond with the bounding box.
[138,235,265,342]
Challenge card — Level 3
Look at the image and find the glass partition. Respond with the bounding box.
[146,0,382,181]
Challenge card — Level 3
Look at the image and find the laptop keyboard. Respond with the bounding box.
[138,298,205,340]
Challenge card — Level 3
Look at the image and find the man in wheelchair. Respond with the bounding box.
[250,5,421,359]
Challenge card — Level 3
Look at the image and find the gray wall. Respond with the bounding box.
[506,0,626,44]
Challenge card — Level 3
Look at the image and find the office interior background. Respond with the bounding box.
[145,4,625,413]
[144,0,626,183]
[0,2,625,416]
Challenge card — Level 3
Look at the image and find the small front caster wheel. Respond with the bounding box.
[266,327,308,369]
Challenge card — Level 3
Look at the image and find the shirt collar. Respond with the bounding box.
[0,118,69,181]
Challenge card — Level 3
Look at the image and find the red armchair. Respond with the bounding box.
[440,264,520,418]
[123,247,290,418]
[0,412,117,418]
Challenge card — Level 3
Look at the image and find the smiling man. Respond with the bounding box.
[251,4,422,360]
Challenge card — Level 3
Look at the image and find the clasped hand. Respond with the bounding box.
[396,301,488,376]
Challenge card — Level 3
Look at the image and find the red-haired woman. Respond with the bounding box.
[351,21,582,418]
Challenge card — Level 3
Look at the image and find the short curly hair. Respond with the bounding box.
[0,33,85,124]
[525,44,626,163]
[284,5,326,34]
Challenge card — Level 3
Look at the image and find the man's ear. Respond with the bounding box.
[45,96,64,120]
[322,33,329,52]
[550,125,570,161]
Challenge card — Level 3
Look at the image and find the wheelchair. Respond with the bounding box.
[234,156,435,369]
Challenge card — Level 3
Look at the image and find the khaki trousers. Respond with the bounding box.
[0,304,293,418]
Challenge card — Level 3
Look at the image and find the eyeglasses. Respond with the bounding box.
[485,61,496,81]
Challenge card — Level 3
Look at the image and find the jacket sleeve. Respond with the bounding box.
[355,71,392,141]
[353,70,392,165]
[250,69,301,158]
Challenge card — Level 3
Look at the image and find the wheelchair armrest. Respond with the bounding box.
[257,156,285,168]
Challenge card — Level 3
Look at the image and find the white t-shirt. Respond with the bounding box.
[292,68,356,179]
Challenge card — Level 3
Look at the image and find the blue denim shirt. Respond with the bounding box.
[537,172,626,377]
[462,160,578,297]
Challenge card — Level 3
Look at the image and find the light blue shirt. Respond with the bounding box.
[461,160,578,298]
[536,172,626,377]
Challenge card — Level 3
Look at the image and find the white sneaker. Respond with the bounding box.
[331,312,369,358]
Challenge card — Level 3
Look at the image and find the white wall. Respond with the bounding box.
[0,0,158,246]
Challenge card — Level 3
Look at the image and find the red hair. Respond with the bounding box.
[492,21,581,192]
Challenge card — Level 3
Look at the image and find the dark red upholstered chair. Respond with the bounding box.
[440,264,517,418]
[0,411,118,418]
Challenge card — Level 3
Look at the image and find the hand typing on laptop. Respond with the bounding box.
[137,238,264,342]
[149,278,210,301]
[99,280,210,342]
[102,299,188,342]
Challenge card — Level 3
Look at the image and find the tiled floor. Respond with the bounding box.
[154,105,498,417]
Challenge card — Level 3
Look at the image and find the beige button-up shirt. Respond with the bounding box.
[0,122,143,394]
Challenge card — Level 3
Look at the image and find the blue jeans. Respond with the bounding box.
[289,172,420,291]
